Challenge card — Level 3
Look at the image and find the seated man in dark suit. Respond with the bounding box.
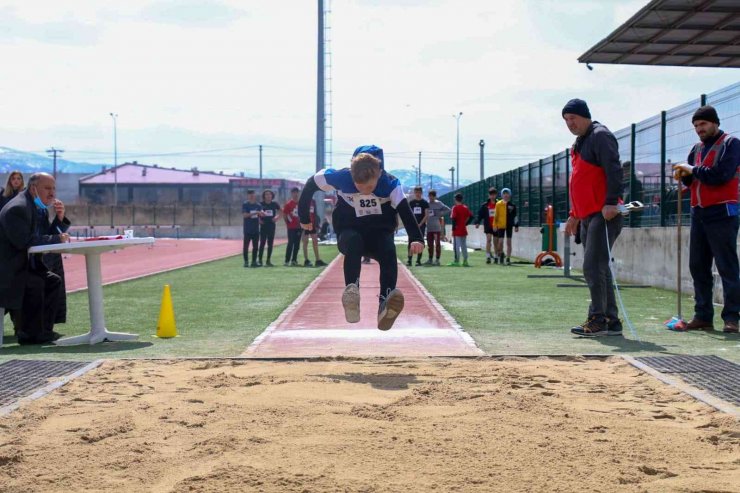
[0,172,70,345]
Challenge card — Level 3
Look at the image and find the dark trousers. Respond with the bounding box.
[689,212,740,323]
[338,228,397,300]
[581,213,622,321]
[427,231,442,259]
[285,228,302,263]
[259,225,276,263]
[11,269,62,343]
[243,232,259,264]
[408,225,426,262]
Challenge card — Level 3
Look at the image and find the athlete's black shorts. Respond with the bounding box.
[303,228,318,236]
[493,229,505,238]
[505,226,514,238]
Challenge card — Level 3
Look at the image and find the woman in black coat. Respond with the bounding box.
[0,171,25,210]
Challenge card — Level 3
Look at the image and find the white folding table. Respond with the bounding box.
[28,238,155,346]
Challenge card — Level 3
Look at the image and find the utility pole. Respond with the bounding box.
[453,112,463,190]
[259,144,263,192]
[109,113,118,205]
[316,0,325,172]
[429,174,433,191]
[449,166,455,192]
[479,139,485,181]
[418,151,422,187]
[46,147,64,179]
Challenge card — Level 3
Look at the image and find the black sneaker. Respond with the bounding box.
[290,260,299,267]
[315,259,327,267]
[406,259,412,266]
[607,318,623,336]
[377,289,404,331]
[499,254,505,264]
[415,260,422,266]
[244,262,249,268]
[250,262,259,268]
[424,259,433,266]
[257,260,263,267]
[265,261,274,267]
[494,257,499,265]
[342,283,361,323]
[304,260,313,267]
[283,262,290,267]
[486,257,491,264]
[571,317,608,337]
[506,257,511,265]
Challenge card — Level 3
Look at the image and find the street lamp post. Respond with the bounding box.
[449,166,455,191]
[453,112,463,190]
[109,113,118,205]
[479,139,485,181]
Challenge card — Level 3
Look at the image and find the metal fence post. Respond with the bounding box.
[528,163,533,227]
[630,123,637,228]
[660,110,667,227]
[551,154,557,216]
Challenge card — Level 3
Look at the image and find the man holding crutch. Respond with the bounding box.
[673,105,740,334]
[562,99,624,337]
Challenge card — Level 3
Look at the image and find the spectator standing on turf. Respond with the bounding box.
[282,187,302,266]
[673,105,740,334]
[425,190,450,266]
[501,188,519,265]
[301,197,327,267]
[258,189,281,267]
[0,173,70,345]
[242,190,263,268]
[475,187,498,264]
[562,98,624,338]
[492,193,508,265]
[407,186,429,266]
[449,193,473,267]
[1,171,24,211]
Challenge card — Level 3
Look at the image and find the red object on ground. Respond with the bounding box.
[62,238,253,292]
[244,257,483,357]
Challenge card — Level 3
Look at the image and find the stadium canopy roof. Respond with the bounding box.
[579,0,740,68]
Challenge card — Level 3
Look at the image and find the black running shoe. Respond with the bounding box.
[265,261,274,267]
[377,289,404,331]
[486,257,491,264]
[607,318,623,336]
[315,259,327,267]
[406,259,412,266]
[250,262,259,268]
[304,260,313,267]
[415,260,422,266]
[571,317,608,337]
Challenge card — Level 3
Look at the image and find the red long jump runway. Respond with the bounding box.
[61,238,253,292]
[244,256,483,357]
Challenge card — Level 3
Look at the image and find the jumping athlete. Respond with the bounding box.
[298,145,424,331]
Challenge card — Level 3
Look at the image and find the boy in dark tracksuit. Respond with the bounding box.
[407,186,429,266]
[258,189,281,267]
[299,145,424,331]
[475,187,497,264]
[562,99,624,337]
[242,190,263,268]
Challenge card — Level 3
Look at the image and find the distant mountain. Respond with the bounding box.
[387,169,472,196]
[0,147,105,174]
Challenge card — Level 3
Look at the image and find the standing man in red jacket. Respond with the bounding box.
[673,105,740,333]
[562,99,624,337]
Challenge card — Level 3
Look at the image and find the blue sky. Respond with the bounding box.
[0,0,738,179]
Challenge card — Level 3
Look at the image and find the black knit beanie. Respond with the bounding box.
[692,105,720,125]
[562,99,591,119]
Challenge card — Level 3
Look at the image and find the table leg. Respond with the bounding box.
[55,252,139,346]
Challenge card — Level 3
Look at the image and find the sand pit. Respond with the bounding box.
[0,357,738,492]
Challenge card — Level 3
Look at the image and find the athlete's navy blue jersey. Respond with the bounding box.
[298,167,423,244]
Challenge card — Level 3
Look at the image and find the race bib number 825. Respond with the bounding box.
[353,195,382,217]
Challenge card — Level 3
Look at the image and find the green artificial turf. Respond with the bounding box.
[0,244,337,361]
[402,245,740,362]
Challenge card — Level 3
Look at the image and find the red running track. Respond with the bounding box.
[62,238,263,292]
[244,256,483,357]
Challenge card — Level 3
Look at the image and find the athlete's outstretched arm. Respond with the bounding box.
[298,177,320,226]
[397,198,424,245]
